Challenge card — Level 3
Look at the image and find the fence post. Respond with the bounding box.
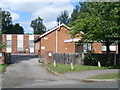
[114,53,116,66]
[54,60,56,67]
[71,62,74,70]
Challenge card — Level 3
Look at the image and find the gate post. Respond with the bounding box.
[44,52,53,64]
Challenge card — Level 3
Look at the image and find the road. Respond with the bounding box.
[0,54,119,88]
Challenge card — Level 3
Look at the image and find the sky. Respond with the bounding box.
[0,0,81,34]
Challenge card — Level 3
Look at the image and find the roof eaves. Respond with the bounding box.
[34,23,71,42]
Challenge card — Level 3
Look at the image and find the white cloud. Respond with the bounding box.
[32,2,74,22]
[29,27,33,31]
[19,21,30,25]
[11,12,20,21]
[0,0,75,32]
[45,21,58,30]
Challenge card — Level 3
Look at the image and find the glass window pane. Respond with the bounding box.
[7,40,12,48]
[29,40,34,48]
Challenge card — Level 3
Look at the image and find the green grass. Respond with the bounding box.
[47,63,108,74]
[0,64,8,73]
[88,73,119,79]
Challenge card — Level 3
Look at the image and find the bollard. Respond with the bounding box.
[54,60,56,67]
[98,61,101,67]
[71,62,74,70]
[82,53,85,60]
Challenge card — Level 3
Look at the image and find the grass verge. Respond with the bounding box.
[88,73,119,79]
[47,63,108,74]
[0,64,8,73]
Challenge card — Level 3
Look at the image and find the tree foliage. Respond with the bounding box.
[70,2,120,54]
[57,10,70,25]
[13,23,24,34]
[0,9,24,34]
[70,3,81,22]
[30,17,46,35]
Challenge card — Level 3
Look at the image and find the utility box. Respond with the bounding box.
[25,48,30,54]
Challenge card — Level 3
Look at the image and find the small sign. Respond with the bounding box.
[41,46,45,49]
[48,53,52,56]
[26,48,29,51]
[44,37,48,40]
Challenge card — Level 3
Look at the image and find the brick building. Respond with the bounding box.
[1,24,118,55]
[2,34,39,54]
[34,24,118,55]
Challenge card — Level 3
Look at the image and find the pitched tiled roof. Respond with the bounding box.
[34,23,71,42]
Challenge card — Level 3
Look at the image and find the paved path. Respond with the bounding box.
[1,54,118,88]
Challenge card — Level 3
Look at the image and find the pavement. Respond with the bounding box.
[0,54,119,88]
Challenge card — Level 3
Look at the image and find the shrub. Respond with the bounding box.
[83,52,112,66]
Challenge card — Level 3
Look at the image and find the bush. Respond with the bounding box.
[83,52,112,66]
[84,52,98,66]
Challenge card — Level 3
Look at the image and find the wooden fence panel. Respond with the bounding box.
[53,53,83,65]
[38,52,120,66]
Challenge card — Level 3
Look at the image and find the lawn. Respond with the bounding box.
[0,64,8,73]
[88,73,119,79]
[47,63,108,74]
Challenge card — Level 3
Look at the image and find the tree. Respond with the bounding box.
[30,17,46,34]
[0,10,12,34]
[0,9,24,34]
[70,3,84,22]
[13,23,24,34]
[57,10,70,25]
[70,2,120,54]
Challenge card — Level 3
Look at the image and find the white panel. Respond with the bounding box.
[17,35,23,51]
[6,48,11,53]
[29,35,34,53]
[102,46,106,51]
[29,35,34,40]
[102,46,116,51]
[64,39,81,43]
[30,48,34,53]
[110,46,116,51]
[6,35,12,40]
[17,35,23,40]
[44,37,48,40]
[41,46,45,49]
[6,35,12,53]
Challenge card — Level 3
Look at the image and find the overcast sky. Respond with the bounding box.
[0,0,80,34]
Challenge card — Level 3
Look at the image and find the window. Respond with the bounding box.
[83,43,91,53]
[6,40,12,48]
[17,40,23,51]
[29,40,34,48]
[102,43,116,51]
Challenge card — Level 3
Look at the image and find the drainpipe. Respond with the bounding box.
[56,25,60,53]
[56,29,58,53]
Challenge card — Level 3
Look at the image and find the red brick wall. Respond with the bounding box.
[58,27,75,53]
[92,42,102,54]
[41,30,56,53]
[2,34,39,54]
[38,26,75,54]
[12,35,17,53]
[116,45,118,54]
[23,35,29,52]
[2,35,6,52]
[34,35,40,55]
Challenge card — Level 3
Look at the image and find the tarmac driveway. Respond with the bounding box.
[2,54,60,88]
[1,54,118,88]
